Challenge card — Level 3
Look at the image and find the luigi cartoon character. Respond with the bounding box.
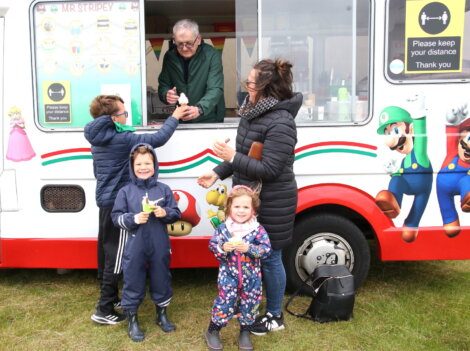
[436,103,470,238]
[375,95,433,243]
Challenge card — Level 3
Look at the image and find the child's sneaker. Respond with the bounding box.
[250,312,285,335]
[91,310,125,325]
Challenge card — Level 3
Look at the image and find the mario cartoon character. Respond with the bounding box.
[205,183,227,229]
[375,95,433,243]
[436,103,470,238]
[6,106,36,162]
[167,190,201,236]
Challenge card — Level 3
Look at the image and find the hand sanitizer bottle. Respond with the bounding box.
[337,80,350,121]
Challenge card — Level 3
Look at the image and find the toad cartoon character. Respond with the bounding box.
[436,103,470,238]
[167,190,200,236]
[375,95,433,243]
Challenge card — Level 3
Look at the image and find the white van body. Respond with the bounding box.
[1,0,469,290]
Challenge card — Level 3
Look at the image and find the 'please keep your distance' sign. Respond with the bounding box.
[405,0,465,74]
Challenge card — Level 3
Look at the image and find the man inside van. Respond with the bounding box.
[158,19,225,123]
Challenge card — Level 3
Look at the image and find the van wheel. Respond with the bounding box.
[284,213,370,295]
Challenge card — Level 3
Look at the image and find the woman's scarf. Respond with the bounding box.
[225,216,260,239]
[238,95,279,120]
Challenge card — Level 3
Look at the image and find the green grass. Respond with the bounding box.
[1,258,469,351]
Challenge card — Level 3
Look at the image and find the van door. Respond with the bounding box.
[0,13,5,261]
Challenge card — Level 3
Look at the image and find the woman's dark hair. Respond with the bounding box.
[89,95,124,118]
[253,58,293,101]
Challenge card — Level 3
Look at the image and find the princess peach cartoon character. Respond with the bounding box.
[6,106,36,161]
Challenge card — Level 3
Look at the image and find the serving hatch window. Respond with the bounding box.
[248,0,371,124]
[30,0,145,130]
[386,0,470,83]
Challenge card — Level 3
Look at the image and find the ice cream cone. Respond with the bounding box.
[178,92,189,106]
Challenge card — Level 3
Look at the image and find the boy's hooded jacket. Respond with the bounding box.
[111,143,180,311]
[111,143,181,236]
[84,115,178,208]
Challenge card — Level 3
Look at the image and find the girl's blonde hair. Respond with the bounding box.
[224,185,260,217]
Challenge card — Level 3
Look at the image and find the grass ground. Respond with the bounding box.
[0,258,469,351]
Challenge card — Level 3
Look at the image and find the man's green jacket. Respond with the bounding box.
[158,42,225,123]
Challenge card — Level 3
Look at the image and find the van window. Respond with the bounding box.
[256,0,371,124]
[31,0,145,130]
[386,0,470,83]
[145,1,236,126]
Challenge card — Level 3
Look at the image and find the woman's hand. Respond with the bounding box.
[213,140,235,162]
[171,105,190,120]
[197,171,218,188]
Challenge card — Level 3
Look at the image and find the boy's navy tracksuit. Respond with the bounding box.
[111,143,181,312]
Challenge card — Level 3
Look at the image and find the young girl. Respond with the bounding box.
[112,143,181,342]
[205,185,271,351]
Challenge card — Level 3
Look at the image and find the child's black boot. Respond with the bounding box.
[238,325,253,351]
[156,305,176,332]
[205,321,223,350]
[125,310,145,342]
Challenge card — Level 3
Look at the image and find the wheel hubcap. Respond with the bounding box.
[295,233,355,283]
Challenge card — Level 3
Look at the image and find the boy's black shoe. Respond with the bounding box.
[91,310,126,325]
[113,300,122,310]
[250,312,285,336]
[126,311,145,342]
[95,299,121,310]
[156,306,176,332]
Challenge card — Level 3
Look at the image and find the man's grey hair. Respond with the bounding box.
[173,19,199,37]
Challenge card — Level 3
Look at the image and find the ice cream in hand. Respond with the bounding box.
[229,236,243,245]
[178,92,189,106]
[142,193,156,213]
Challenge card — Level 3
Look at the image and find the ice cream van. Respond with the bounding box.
[1,0,470,291]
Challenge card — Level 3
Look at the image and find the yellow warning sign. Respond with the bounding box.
[405,0,465,73]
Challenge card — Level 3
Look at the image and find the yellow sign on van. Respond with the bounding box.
[405,0,465,73]
[42,81,72,123]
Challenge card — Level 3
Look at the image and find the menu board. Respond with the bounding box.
[32,0,143,128]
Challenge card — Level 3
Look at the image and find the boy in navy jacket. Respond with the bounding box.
[85,95,184,325]
[112,143,181,342]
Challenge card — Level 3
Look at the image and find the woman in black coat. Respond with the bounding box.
[198,59,302,338]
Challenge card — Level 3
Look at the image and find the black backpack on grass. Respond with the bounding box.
[285,264,355,323]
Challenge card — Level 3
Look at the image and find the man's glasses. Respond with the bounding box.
[174,35,199,49]
[113,111,128,118]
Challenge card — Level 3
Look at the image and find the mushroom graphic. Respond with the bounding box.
[167,189,201,237]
